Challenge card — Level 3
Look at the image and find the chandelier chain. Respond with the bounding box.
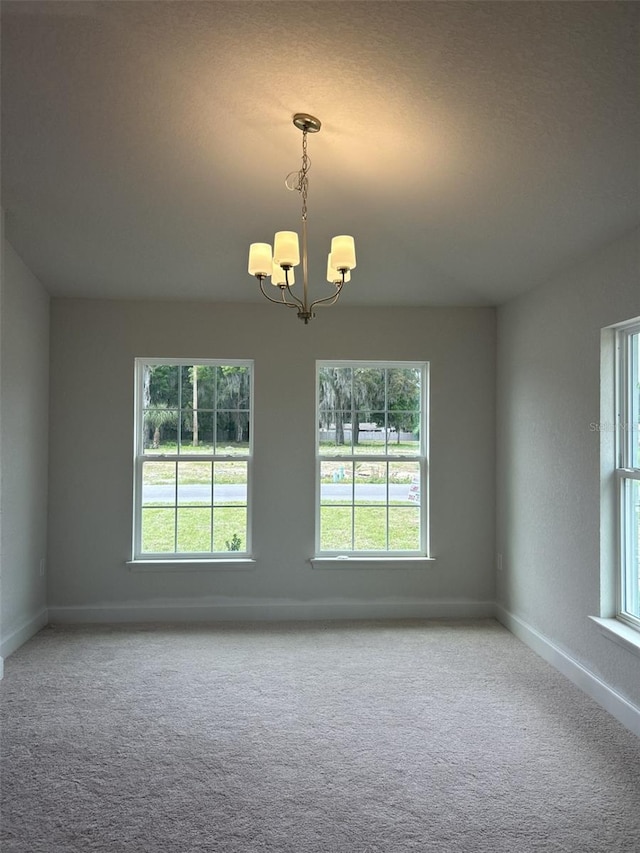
[300,128,309,222]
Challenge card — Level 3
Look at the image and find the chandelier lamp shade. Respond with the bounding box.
[248,113,356,324]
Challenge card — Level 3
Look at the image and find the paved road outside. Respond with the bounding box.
[142,483,417,503]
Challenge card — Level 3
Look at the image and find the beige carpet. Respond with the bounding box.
[1,619,639,852]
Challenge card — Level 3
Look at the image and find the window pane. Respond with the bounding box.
[622,478,640,621]
[354,461,386,503]
[354,414,386,454]
[214,461,247,505]
[217,366,250,410]
[320,461,352,505]
[390,462,421,505]
[213,507,247,552]
[318,412,353,454]
[181,411,214,453]
[317,410,332,440]
[388,507,421,550]
[354,506,387,550]
[318,367,352,411]
[181,365,193,409]
[216,411,249,453]
[177,461,212,506]
[320,506,353,551]
[177,508,212,552]
[354,367,385,411]
[141,507,175,553]
[146,364,179,408]
[182,364,215,410]
[142,461,176,506]
[389,418,421,455]
[143,409,179,454]
[337,413,354,454]
[388,367,421,411]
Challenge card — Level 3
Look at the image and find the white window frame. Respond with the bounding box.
[616,323,640,630]
[315,360,429,559]
[132,357,253,562]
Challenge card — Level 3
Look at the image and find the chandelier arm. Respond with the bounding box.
[283,266,306,311]
[257,276,303,310]
[280,285,305,311]
[309,282,344,312]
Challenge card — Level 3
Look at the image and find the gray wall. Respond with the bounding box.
[0,239,50,658]
[47,299,496,619]
[496,227,640,709]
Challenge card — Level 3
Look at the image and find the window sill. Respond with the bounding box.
[589,616,640,658]
[310,556,435,570]
[127,559,256,573]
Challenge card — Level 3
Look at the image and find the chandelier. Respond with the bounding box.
[248,113,356,324]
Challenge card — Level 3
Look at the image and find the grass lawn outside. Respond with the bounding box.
[142,460,247,486]
[145,441,249,457]
[319,440,420,458]
[320,503,420,551]
[141,501,420,554]
[141,504,247,553]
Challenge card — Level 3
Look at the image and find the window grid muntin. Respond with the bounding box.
[316,361,428,556]
[134,358,252,559]
[616,325,640,629]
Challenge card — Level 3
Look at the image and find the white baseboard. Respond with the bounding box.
[0,607,49,661]
[48,598,495,624]
[495,604,640,738]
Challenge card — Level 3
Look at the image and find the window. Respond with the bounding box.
[616,325,640,627]
[316,361,428,556]
[133,359,252,560]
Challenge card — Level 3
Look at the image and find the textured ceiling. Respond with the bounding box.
[1,0,638,307]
